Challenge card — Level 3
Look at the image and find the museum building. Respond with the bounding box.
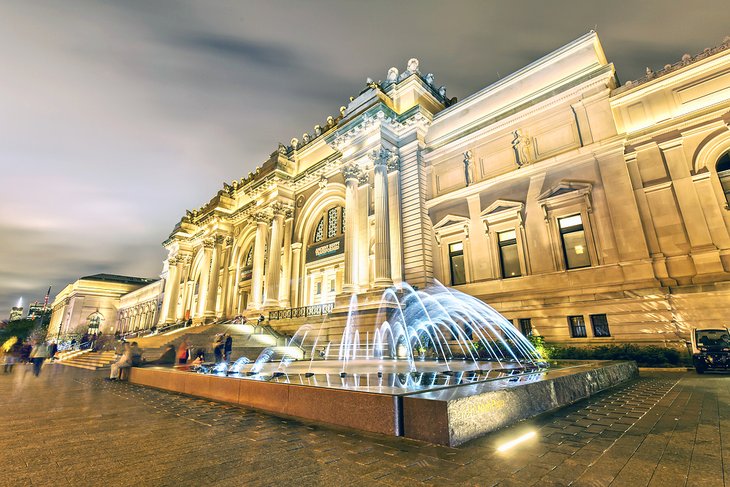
[52,32,730,346]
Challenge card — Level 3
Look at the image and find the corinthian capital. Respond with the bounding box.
[368,147,398,169]
[214,235,226,246]
[340,163,361,181]
[202,238,215,249]
[253,211,272,224]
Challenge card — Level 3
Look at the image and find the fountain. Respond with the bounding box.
[130,281,638,446]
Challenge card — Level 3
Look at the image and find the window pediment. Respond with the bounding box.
[480,199,524,227]
[538,181,592,203]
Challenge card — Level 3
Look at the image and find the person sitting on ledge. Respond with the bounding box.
[107,342,132,381]
[148,345,176,366]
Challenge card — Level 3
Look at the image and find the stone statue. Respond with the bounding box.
[407,58,419,73]
[339,106,347,116]
[463,150,474,186]
[290,137,299,150]
[326,116,335,127]
[645,67,654,79]
[425,73,435,86]
[314,125,322,136]
[278,143,287,155]
[511,129,531,167]
[438,86,447,97]
[386,67,399,83]
[302,133,310,145]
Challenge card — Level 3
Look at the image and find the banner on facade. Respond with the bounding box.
[306,236,345,262]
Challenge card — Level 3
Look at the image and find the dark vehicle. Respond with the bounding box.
[689,327,730,374]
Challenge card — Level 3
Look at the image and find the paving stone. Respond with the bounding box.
[0,365,725,486]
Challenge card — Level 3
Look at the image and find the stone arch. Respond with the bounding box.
[692,128,730,174]
[294,183,346,306]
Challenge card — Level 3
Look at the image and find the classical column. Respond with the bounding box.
[279,213,294,308]
[165,257,183,323]
[370,148,395,288]
[196,239,214,318]
[204,235,224,319]
[264,204,286,308]
[386,156,403,284]
[219,237,233,318]
[341,163,361,292]
[248,213,270,310]
[175,254,191,322]
[290,243,302,308]
[357,173,370,290]
[159,256,178,324]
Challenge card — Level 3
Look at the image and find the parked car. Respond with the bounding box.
[688,327,730,373]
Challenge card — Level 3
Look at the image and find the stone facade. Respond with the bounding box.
[47,274,157,338]
[117,279,165,334]
[155,32,730,346]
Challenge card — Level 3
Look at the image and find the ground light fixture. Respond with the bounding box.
[496,430,537,452]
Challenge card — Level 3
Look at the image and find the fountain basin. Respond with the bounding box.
[129,359,637,445]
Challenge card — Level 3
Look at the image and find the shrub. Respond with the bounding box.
[548,343,690,367]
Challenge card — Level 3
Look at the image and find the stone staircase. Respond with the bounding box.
[55,350,117,370]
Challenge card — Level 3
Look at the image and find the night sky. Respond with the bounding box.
[1,0,728,315]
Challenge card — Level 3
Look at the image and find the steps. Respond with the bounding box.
[56,351,117,370]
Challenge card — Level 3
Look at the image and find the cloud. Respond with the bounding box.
[1,0,729,316]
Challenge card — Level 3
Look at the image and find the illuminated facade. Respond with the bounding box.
[47,274,156,338]
[152,32,730,346]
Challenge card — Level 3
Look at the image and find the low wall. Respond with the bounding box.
[129,367,401,436]
[129,361,637,446]
[402,361,638,446]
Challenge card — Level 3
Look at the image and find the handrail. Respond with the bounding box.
[269,302,334,321]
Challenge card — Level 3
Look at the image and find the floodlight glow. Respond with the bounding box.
[496,431,536,452]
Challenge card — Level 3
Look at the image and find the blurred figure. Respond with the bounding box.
[151,345,176,366]
[177,337,190,365]
[130,342,143,366]
[190,348,205,366]
[19,342,32,362]
[48,341,58,360]
[213,334,224,363]
[224,334,233,363]
[108,342,132,381]
[29,340,50,377]
[2,337,18,373]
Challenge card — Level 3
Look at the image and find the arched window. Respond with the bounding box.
[87,312,104,334]
[244,246,254,267]
[717,152,730,207]
[312,206,345,243]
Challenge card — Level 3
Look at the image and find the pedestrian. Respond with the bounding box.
[2,338,20,373]
[107,342,132,381]
[19,342,32,362]
[257,314,265,325]
[48,341,58,360]
[130,342,143,366]
[213,334,224,363]
[29,340,50,377]
[224,334,233,363]
[177,337,190,365]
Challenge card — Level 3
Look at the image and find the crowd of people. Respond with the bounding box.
[1,337,59,376]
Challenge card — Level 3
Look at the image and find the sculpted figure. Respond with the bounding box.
[314,125,322,136]
[407,58,419,73]
[511,129,531,167]
[438,86,447,97]
[302,133,310,145]
[290,137,299,150]
[326,116,334,127]
[463,150,474,186]
[386,67,399,83]
[425,73,435,86]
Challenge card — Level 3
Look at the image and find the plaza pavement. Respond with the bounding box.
[0,364,727,486]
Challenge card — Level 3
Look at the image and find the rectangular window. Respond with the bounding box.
[315,282,322,295]
[559,214,591,269]
[590,314,611,337]
[518,318,532,337]
[448,242,466,286]
[329,279,336,293]
[568,315,587,338]
[498,230,522,278]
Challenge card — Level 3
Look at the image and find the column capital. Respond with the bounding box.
[213,235,226,246]
[202,238,215,249]
[341,163,362,181]
[271,201,293,217]
[253,211,272,224]
[291,242,303,251]
[224,236,234,248]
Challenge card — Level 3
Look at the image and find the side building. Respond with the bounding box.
[47,274,158,339]
[78,32,730,347]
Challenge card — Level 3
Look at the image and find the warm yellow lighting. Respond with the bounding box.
[496,431,536,452]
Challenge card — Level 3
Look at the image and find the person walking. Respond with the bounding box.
[224,334,233,363]
[29,340,50,377]
[107,342,132,381]
[213,334,224,363]
[177,337,190,365]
